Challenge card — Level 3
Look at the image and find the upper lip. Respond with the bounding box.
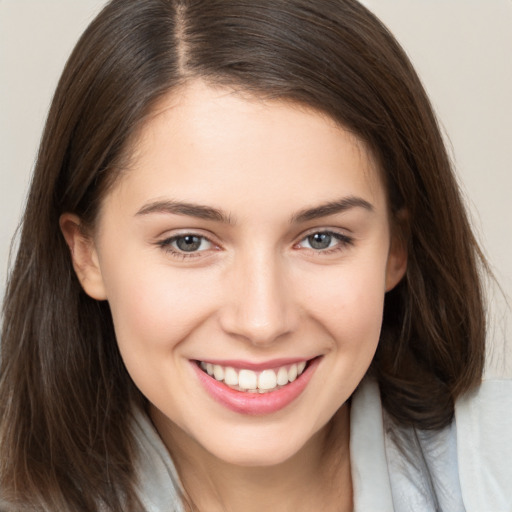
[194,357,317,371]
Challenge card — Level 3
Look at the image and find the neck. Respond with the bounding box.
[152,405,352,512]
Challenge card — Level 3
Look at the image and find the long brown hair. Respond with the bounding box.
[1,0,486,510]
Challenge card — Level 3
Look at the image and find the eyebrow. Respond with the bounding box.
[290,196,374,223]
[135,195,373,224]
[136,200,233,224]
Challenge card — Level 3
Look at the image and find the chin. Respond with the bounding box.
[196,421,321,468]
[214,441,305,468]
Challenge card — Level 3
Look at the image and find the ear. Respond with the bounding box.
[385,216,408,292]
[59,213,107,300]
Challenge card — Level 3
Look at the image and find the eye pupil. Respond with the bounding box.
[308,233,332,250]
[176,235,202,252]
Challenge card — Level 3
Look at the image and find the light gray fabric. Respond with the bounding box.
[455,379,512,512]
[350,379,464,512]
[350,378,394,511]
[132,410,185,512]
[383,418,464,511]
[132,378,512,511]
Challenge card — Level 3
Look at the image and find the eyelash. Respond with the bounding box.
[156,233,216,259]
[156,230,354,260]
[295,230,354,255]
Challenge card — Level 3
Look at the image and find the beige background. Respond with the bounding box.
[1,0,511,374]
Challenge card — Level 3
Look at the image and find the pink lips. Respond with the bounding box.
[192,357,320,415]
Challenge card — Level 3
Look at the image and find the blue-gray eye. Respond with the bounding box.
[298,231,352,251]
[173,235,207,252]
[307,233,334,250]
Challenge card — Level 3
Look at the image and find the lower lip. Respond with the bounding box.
[192,358,320,415]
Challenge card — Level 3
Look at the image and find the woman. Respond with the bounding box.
[1,1,510,510]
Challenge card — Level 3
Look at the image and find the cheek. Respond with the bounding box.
[102,258,221,361]
[301,255,388,351]
[103,263,224,409]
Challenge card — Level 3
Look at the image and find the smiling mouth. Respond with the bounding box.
[196,360,311,394]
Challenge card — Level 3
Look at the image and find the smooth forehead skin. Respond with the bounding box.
[77,80,405,480]
[97,81,386,231]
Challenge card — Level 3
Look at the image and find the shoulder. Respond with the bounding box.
[454,378,512,511]
[351,377,512,512]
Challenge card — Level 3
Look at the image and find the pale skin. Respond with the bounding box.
[61,81,407,511]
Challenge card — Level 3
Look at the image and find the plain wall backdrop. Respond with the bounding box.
[1,0,511,375]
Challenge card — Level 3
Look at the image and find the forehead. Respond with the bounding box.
[105,80,387,219]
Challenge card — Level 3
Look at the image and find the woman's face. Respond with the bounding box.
[66,81,406,467]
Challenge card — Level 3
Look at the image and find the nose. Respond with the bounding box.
[218,251,298,346]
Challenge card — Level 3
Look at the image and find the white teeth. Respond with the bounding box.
[199,360,310,393]
[258,369,277,390]
[213,365,224,381]
[239,369,258,390]
[277,367,289,386]
[224,367,238,386]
